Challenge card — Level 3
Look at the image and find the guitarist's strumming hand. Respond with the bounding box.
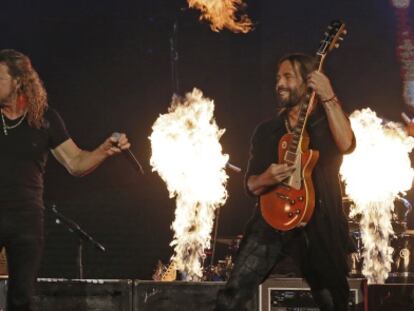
[247,163,296,196]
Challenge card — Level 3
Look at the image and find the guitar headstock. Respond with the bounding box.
[317,20,347,56]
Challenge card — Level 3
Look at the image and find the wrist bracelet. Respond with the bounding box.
[320,95,338,104]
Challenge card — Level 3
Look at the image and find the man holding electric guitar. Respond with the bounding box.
[215,21,356,311]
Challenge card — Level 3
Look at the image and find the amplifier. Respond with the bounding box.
[0,278,133,311]
[34,278,133,311]
[259,277,366,311]
[368,283,414,311]
[134,280,258,311]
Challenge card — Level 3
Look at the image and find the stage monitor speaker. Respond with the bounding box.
[368,283,414,311]
[259,277,366,311]
[134,280,258,311]
[32,278,133,311]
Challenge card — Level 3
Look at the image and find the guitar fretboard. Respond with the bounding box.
[284,53,325,163]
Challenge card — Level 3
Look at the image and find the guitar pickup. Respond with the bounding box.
[275,193,295,205]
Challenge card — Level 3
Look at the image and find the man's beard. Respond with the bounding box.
[277,87,307,109]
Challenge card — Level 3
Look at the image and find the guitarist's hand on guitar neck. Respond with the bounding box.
[307,71,335,103]
[307,70,353,153]
[247,163,296,196]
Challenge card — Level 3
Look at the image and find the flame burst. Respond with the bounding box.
[187,0,252,33]
[149,88,229,281]
[340,108,414,284]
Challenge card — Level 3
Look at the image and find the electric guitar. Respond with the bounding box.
[260,20,347,231]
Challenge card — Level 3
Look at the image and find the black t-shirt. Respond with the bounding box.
[245,105,356,273]
[0,108,70,209]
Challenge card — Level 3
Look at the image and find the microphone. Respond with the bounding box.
[226,162,242,173]
[111,132,145,175]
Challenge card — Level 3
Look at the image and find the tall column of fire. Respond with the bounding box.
[340,108,414,283]
[149,89,229,281]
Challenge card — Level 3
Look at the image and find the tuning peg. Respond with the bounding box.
[335,43,340,48]
[338,37,344,41]
[342,29,348,35]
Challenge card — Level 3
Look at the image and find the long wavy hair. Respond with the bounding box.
[276,53,318,115]
[0,49,47,129]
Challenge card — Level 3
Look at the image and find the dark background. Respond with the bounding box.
[0,0,410,279]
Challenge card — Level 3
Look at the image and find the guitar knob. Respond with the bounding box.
[295,209,301,215]
[298,196,304,201]
[290,200,295,205]
[288,212,293,218]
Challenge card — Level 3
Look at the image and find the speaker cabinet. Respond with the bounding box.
[368,283,414,311]
[31,278,133,311]
[259,277,366,311]
[134,280,257,311]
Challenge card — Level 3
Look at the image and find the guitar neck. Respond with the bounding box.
[287,54,326,155]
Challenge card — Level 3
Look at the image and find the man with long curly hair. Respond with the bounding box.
[0,49,130,311]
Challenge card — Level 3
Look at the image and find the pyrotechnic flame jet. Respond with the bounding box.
[187,0,252,33]
[149,88,229,281]
[340,108,414,284]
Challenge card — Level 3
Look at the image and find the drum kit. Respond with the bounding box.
[345,197,414,281]
[152,235,242,282]
[202,235,242,281]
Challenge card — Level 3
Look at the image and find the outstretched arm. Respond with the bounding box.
[51,133,130,177]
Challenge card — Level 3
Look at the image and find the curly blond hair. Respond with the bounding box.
[0,49,47,129]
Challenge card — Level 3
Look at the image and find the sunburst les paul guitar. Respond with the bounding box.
[260,20,347,231]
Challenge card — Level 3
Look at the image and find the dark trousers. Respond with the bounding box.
[214,212,350,311]
[0,208,44,311]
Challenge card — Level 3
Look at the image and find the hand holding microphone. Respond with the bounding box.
[106,132,130,154]
[110,132,145,175]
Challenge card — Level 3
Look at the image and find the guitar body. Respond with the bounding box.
[260,132,319,231]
